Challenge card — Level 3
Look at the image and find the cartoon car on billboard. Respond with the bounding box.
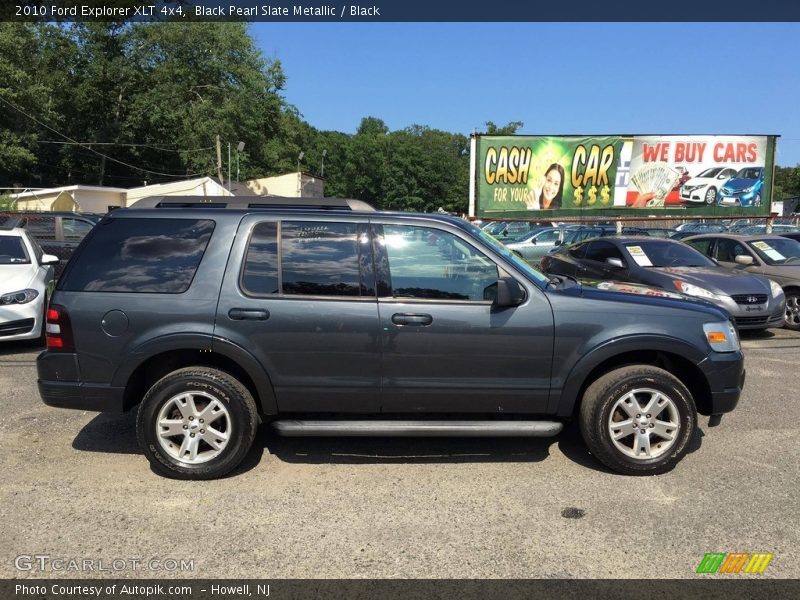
[679,167,739,205]
[716,167,764,207]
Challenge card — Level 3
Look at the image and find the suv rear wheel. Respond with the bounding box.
[579,365,697,475]
[136,367,258,480]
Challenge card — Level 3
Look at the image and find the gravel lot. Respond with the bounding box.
[1,329,798,579]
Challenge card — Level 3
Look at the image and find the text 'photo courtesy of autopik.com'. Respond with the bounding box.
[2,1,800,599]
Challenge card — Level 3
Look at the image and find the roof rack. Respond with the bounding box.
[131,196,376,212]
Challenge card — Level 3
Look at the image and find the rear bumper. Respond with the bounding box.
[37,350,127,412]
[39,380,127,412]
[698,350,745,416]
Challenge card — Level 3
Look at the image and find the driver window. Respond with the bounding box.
[715,238,752,263]
[382,225,498,301]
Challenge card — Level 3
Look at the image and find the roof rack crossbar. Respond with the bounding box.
[131,196,375,212]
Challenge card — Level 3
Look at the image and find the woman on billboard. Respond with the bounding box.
[526,163,565,210]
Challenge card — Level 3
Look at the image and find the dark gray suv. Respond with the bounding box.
[38,197,745,479]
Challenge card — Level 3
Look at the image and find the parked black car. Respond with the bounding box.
[38,197,744,479]
[0,211,100,277]
[540,236,785,331]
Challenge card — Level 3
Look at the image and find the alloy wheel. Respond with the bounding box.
[608,388,680,460]
[156,391,231,464]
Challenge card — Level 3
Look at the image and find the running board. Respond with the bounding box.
[272,420,563,437]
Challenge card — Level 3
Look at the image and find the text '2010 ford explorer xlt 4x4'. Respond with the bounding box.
[37,197,745,479]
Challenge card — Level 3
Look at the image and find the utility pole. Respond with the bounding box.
[215,135,223,184]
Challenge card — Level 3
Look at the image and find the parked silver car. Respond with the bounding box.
[505,226,577,263]
[684,233,800,330]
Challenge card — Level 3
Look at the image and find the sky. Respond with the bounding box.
[251,22,800,166]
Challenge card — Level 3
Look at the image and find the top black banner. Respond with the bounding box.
[3,0,800,22]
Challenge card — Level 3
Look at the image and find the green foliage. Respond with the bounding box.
[775,165,800,200]
[0,22,512,213]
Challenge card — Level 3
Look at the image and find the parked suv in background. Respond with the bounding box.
[38,197,745,479]
[0,211,100,277]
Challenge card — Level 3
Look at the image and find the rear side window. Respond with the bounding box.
[240,220,373,297]
[59,218,215,293]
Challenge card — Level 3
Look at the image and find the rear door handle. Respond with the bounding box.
[228,308,270,321]
[392,313,433,326]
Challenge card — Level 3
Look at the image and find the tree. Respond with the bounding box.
[484,120,524,135]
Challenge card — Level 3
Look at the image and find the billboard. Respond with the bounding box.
[474,134,776,218]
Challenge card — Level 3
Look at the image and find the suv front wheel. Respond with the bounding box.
[579,365,697,475]
[136,367,258,480]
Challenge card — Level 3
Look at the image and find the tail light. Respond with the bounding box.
[46,304,75,352]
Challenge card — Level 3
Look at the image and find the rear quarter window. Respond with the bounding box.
[59,218,215,293]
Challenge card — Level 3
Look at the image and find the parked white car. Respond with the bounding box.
[680,167,739,205]
[0,226,59,342]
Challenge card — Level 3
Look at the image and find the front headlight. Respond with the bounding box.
[769,279,784,297]
[673,280,722,302]
[0,289,39,305]
[703,321,740,352]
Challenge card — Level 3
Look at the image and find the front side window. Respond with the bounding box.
[382,225,498,301]
[0,236,31,264]
[584,241,625,264]
[59,218,215,293]
[714,238,753,263]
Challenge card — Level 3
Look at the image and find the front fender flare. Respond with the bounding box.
[551,335,707,417]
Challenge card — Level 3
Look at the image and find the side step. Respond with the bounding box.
[272,420,563,437]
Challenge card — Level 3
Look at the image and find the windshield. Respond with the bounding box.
[467,224,550,285]
[0,236,31,264]
[734,168,762,179]
[622,240,714,268]
[697,168,722,178]
[747,238,800,265]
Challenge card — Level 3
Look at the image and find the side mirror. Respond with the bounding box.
[41,254,60,265]
[735,255,754,266]
[605,257,625,269]
[494,277,525,308]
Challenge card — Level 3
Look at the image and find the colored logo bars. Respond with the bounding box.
[696,552,773,574]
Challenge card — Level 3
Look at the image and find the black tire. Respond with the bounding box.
[136,367,259,480]
[785,292,800,331]
[36,298,47,346]
[579,365,697,475]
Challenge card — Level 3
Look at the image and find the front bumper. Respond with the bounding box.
[698,350,745,416]
[37,351,127,412]
[0,296,44,341]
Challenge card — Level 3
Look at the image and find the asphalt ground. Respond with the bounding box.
[1,329,798,580]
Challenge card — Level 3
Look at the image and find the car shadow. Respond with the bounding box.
[73,416,701,475]
[556,421,705,475]
[261,428,559,465]
[72,413,558,468]
[72,411,262,478]
[0,339,44,356]
[739,329,775,340]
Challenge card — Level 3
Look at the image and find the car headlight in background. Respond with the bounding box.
[673,280,722,302]
[769,279,784,297]
[703,321,740,352]
[0,289,39,305]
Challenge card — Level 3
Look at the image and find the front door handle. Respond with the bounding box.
[228,308,270,321]
[392,313,433,326]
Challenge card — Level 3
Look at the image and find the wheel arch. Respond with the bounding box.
[116,334,277,416]
[555,337,713,417]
